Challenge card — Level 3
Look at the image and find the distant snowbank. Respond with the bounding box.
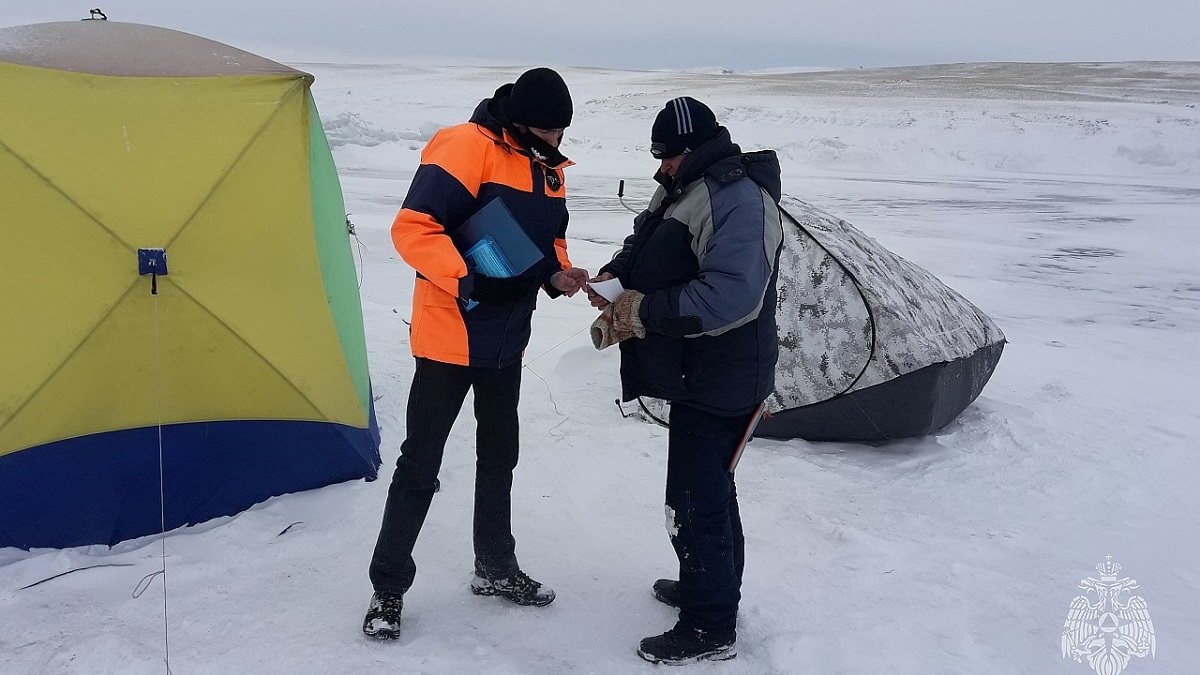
[323,112,438,148]
[736,100,1200,178]
[308,61,1200,181]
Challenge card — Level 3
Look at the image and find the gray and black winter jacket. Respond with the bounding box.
[600,129,784,416]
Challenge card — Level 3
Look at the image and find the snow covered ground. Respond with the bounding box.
[3,61,1199,674]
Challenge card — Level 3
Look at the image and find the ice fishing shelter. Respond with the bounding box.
[754,197,1005,441]
[630,196,1004,442]
[0,21,381,549]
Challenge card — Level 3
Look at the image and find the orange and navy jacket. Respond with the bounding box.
[391,98,574,368]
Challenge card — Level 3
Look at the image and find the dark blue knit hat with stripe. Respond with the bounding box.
[650,97,719,158]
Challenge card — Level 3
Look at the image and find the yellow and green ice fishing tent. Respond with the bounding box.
[0,21,381,549]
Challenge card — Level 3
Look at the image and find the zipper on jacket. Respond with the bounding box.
[498,304,518,368]
[531,158,545,196]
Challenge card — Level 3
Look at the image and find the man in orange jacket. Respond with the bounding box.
[364,68,589,639]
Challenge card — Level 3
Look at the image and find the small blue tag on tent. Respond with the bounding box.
[137,248,168,276]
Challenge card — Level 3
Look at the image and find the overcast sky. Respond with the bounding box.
[2,1,1199,70]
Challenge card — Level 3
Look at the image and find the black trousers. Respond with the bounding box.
[369,357,522,595]
[666,402,751,637]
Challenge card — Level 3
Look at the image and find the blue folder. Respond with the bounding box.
[455,198,544,279]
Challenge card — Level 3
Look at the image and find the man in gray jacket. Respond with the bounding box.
[587,97,783,665]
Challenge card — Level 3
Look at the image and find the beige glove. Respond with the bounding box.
[590,290,646,349]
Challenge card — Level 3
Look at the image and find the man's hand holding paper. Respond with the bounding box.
[585,272,625,309]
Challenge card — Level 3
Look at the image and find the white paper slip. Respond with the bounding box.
[589,277,626,303]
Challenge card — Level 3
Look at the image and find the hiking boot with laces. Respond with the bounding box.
[362,592,403,639]
[470,568,556,607]
[652,578,680,608]
[637,623,736,665]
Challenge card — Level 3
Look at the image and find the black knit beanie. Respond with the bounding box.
[650,97,719,158]
[506,68,573,129]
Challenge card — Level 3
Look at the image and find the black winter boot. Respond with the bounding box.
[470,567,555,607]
[637,623,736,665]
[652,579,680,608]
[362,592,403,640]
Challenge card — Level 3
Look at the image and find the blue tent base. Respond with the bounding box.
[0,416,381,550]
[755,341,1005,443]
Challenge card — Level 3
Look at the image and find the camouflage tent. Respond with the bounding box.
[756,197,1005,441]
[635,196,1005,443]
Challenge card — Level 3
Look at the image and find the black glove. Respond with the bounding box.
[462,273,535,304]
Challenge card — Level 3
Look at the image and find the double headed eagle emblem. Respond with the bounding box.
[1062,556,1156,675]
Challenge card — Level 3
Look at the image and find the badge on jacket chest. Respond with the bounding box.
[545,169,562,192]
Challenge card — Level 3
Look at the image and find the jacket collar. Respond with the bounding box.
[469,94,573,170]
[653,128,782,204]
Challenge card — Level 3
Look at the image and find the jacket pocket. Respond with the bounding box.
[630,334,690,401]
[682,335,761,412]
[410,278,470,364]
